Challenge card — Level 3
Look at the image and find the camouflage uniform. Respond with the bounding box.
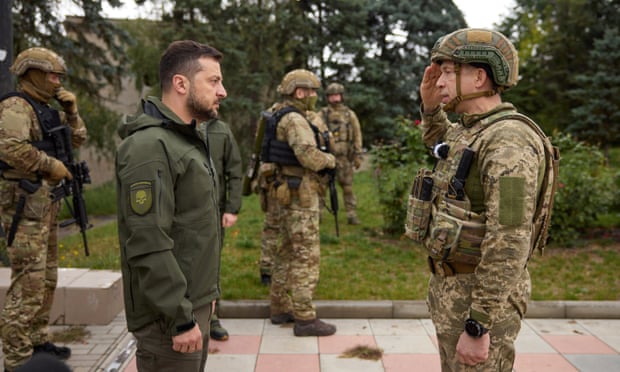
[268,101,334,319]
[413,29,558,371]
[265,69,336,337]
[257,161,280,280]
[320,84,363,224]
[422,105,540,371]
[0,48,86,370]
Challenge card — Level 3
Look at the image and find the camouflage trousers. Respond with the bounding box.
[259,187,281,276]
[0,201,60,370]
[270,192,320,321]
[335,155,357,218]
[427,271,530,372]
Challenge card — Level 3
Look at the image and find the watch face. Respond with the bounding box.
[465,319,485,337]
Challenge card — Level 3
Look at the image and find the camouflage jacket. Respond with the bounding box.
[272,99,335,178]
[0,92,86,181]
[421,102,546,329]
[320,103,362,158]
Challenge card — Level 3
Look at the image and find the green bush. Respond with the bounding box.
[549,133,616,246]
[370,117,431,234]
[370,120,617,244]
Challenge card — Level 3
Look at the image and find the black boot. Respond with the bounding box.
[261,273,271,286]
[210,319,229,341]
[294,318,336,337]
[270,312,295,325]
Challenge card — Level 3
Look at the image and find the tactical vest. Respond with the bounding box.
[261,106,328,167]
[0,92,66,171]
[323,107,352,144]
[409,110,559,266]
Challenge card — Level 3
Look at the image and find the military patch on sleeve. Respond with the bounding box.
[130,181,153,216]
[499,176,525,226]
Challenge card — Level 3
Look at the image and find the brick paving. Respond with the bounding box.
[2,302,620,371]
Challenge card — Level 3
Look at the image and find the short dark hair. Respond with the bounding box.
[470,62,497,90]
[159,40,223,92]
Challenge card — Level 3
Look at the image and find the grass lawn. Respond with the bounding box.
[58,170,620,301]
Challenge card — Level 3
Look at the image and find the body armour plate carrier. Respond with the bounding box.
[0,92,65,171]
[261,106,327,166]
[405,111,559,266]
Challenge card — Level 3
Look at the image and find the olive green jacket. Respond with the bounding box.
[115,97,221,335]
[201,119,243,215]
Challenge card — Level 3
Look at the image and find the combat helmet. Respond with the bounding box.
[325,83,345,96]
[277,69,321,95]
[431,28,518,111]
[10,47,67,77]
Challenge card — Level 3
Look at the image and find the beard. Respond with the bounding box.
[187,86,218,122]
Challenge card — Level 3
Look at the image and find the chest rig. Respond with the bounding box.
[409,110,558,271]
[323,107,351,143]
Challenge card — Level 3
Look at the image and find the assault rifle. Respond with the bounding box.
[48,125,92,256]
[320,132,339,237]
[242,112,270,196]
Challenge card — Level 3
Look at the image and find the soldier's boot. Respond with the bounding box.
[33,342,72,360]
[260,271,271,286]
[270,312,295,325]
[293,318,337,337]
[347,214,360,225]
[210,319,229,341]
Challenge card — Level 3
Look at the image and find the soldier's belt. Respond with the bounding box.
[427,256,476,276]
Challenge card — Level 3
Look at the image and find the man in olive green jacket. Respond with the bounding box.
[201,118,243,341]
[115,40,226,371]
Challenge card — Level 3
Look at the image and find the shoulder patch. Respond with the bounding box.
[130,181,153,216]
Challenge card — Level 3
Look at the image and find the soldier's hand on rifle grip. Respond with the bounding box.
[54,87,78,114]
[46,159,73,183]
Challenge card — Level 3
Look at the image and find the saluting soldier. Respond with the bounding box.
[416,28,558,371]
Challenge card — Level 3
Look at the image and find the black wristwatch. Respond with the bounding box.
[465,318,488,338]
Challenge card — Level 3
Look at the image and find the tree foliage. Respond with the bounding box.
[567,27,620,151]
[10,0,134,155]
[128,0,466,158]
[498,0,620,150]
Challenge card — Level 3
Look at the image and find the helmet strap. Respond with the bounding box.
[443,63,497,112]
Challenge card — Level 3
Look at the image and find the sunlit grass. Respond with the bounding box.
[59,169,620,301]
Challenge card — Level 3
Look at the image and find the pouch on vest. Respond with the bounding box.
[426,197,486,265]
[298,177,313,208]
[405,168,434,242]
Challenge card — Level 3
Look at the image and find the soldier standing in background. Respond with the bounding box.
[256,159,280,286]
[201,118,243,341]
[263,69,337,337]
[0,47,87,371]
[320,83,363,225]
[414,28,558,371]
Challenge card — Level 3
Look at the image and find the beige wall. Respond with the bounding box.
[80,75,150,187]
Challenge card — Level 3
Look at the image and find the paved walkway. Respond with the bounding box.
[2,303,620,371]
